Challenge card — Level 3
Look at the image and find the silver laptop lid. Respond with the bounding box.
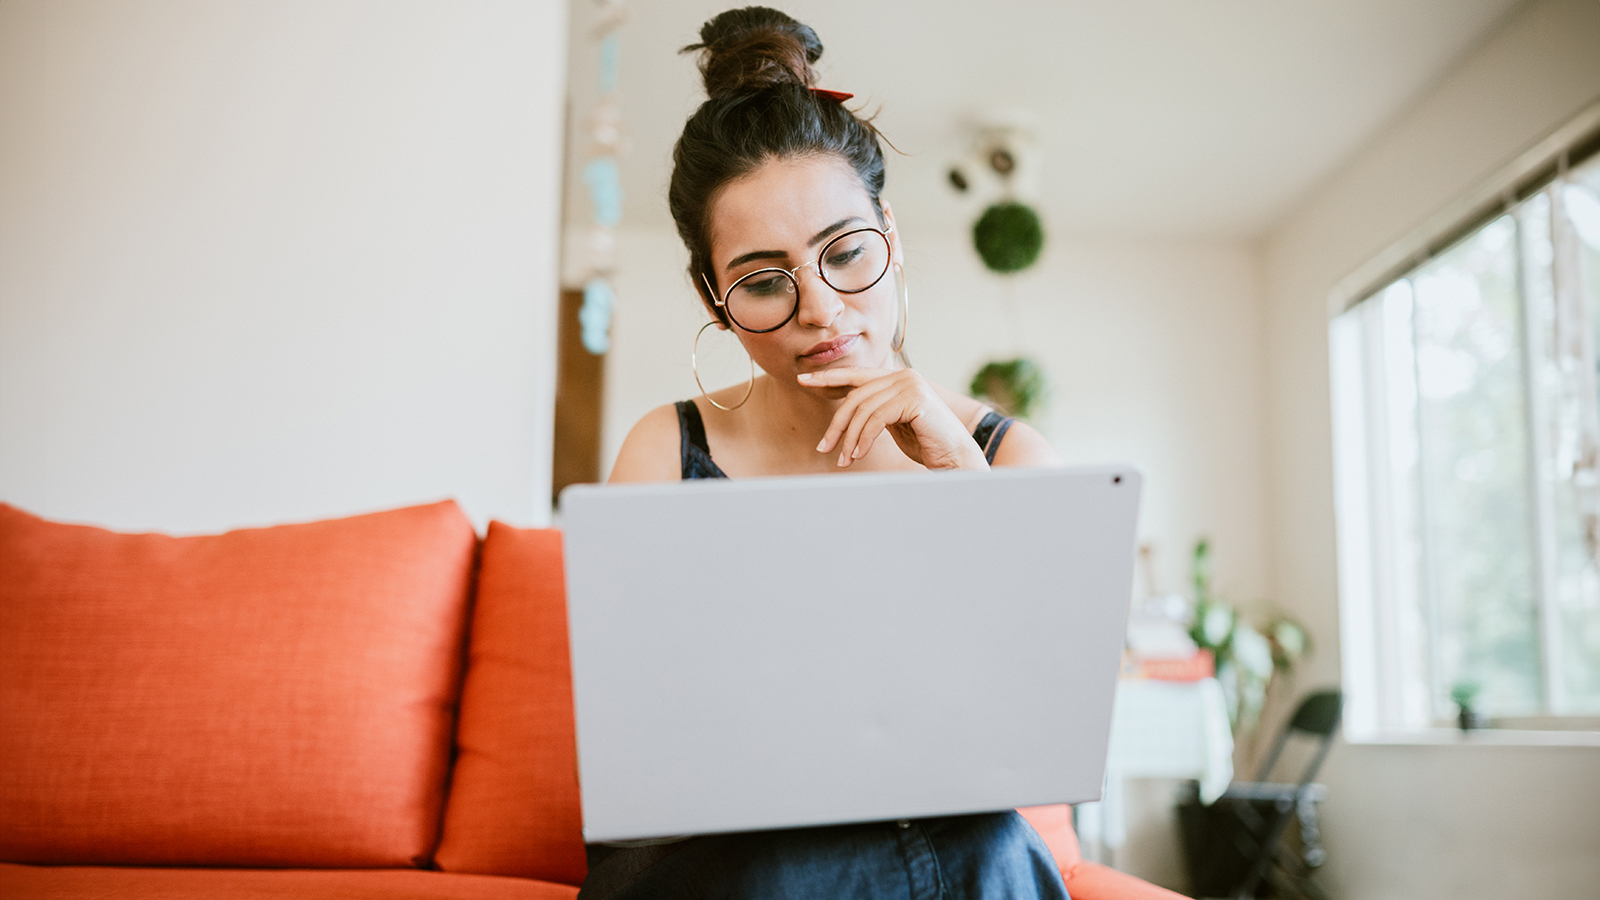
[561,465,1141,842]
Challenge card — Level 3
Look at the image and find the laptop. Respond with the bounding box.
[559,465,1141,843]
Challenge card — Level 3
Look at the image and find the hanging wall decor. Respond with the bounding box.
[577,0,629,355]
[973,201,1044,274]
[949,113,1051,419]
[968,356,1046,420]
[580,277,616,354]
[947,114,1046,275]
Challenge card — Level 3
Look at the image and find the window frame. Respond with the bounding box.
[1329,101,1600,744]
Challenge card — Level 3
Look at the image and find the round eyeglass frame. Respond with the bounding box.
[701,224,894,334]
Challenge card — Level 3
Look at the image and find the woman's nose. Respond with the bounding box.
[794,267,843,328]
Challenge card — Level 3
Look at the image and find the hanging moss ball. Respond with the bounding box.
[973,202,1044,273]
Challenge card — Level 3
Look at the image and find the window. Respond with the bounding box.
[1331,136,1600,736]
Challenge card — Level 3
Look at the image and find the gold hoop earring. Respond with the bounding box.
[692,321,755,411]
[891,263,909,353]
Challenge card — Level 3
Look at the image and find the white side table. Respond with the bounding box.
[1075,677,1234,865]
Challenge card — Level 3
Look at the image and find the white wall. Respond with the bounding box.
[599,225,1273,610]
[1260,0,1600,896]
[0,0,568,533]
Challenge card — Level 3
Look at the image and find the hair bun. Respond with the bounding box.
[682,6,823,99]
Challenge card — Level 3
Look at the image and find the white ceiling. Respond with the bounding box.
[566,0,1524,239]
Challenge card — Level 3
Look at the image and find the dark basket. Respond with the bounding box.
[1176,790,1307,898]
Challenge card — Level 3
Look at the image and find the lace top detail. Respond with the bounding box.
[676,400,730,479]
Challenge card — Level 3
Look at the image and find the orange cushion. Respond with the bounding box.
[0,501,477,868]
[434,524,586,885]
[1061,859,1189,900]
[0,862,579,900]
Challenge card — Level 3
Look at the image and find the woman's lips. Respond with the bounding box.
[800,334,858,365]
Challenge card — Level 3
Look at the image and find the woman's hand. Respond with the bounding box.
[798,367,988,470]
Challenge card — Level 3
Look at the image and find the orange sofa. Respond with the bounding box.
[0,500,1182,899]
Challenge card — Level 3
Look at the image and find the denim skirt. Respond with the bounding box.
[578,810,1071,900]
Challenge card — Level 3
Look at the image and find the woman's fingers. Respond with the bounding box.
[833,389,899,465]
[833,375,928,467]
[797,366,889,389]
[801,367,983,469]
[843,399,906,465]
[814,373,898,454]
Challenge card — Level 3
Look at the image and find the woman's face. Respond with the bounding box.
[705,154,901,389]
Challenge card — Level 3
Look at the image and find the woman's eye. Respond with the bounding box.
[739,275,791,298]
[825,245,865,268]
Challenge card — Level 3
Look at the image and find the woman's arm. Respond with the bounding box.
[607,404,682,484]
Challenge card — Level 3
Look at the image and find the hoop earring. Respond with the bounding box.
[692,321,755,411]
[891,262,909,353]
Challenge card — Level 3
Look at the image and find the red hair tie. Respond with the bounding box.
[809,88,854,103]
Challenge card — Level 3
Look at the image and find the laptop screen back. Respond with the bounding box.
[561,466,1141,842]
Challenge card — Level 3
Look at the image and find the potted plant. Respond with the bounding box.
[1451,680,1486,731]
[1186,539,1308,735]
[969,357,1047,420]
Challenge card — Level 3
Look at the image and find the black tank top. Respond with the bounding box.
[675,399,1015,480]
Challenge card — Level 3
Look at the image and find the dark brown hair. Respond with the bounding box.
[670,7,887,325]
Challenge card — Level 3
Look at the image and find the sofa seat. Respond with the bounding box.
[1018,805,1183,900]
[1,506,1187,899]
[0,864,578,900]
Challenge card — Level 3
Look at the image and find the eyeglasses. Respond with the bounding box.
[702,224,894,333]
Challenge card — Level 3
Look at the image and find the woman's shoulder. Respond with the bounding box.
[988,418,1062,468]
[922,378,1058,468]
[928,380,987,430]
[926,377,1060,467]
[609,403,684,484]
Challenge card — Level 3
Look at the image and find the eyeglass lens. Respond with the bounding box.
[724,228,891,332]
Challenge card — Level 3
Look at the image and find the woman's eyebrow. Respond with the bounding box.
[723,216,867,271]
[807,216,864,247]
[725,249,787,270]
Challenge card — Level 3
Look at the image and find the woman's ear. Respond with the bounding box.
[698,270,723,307]
[881,200,902,261]
[695,270,733,330]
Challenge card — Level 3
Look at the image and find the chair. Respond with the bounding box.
[1178,689,1342,900]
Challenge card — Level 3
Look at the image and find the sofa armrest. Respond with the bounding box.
[1061,860,1188,900]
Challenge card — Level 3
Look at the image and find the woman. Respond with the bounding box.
[587,7,1069,898]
